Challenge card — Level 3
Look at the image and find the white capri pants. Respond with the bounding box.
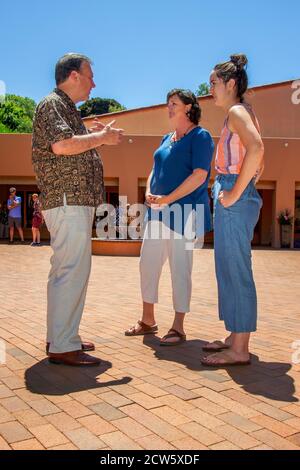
[140,220,194,313]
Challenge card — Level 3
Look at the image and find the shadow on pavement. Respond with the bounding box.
[25,358,132,395]
[143,335,298,403]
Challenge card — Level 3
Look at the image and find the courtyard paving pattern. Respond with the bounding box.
[0,244,300,450]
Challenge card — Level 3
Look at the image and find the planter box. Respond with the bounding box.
[280,224,292,248]
[92,238,142,256]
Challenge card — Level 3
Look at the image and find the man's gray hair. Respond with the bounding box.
[55,53,93,86]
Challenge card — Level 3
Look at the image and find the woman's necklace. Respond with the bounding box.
[169,123,196,147]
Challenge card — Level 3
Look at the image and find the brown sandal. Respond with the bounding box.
[125,320,158,336]
[160,328,186,346]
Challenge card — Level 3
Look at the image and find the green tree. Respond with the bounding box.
[196,83,210,96]
[0,122,11,133]
[79,97,126,118]
[6,94,36,120]
[0,94,36,133]
[0,101,25,131]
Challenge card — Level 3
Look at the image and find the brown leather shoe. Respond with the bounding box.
[48,350,101,366]
[46,341,95,355]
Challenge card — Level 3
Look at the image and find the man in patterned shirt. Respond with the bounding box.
[32,53,123,366]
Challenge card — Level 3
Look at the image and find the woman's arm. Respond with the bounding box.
[145,170,153,198]
[153,168,208,205]
[145,170,157,206]
[220,106,264,208]
[254,162,265,184]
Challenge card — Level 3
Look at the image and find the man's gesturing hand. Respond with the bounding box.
[52,119,124,155]
[91,119,124,145]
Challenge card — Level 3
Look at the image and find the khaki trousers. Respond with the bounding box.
[43,199,95,353]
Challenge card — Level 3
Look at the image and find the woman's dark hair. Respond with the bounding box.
[55,53,93,86]
[214,53,248,102]
[167,89,201,124]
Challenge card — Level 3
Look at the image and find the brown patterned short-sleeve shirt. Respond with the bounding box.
[32,88,104,210]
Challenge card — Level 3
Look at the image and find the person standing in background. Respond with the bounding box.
[7,187,24,244]
[31,193,43,246]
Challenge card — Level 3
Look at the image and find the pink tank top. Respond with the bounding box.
[215,103,260,174]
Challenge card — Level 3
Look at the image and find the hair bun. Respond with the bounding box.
[230,53,248,69]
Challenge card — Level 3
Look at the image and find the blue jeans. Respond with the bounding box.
[212,174,262,333]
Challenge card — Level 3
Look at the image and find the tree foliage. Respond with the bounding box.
[0,122,11,133]
[0,93,126,133]
[79,97,126,118]
[196,83,210,96]
[0,94,36,133]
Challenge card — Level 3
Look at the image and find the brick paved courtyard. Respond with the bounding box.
[0,244,300,450]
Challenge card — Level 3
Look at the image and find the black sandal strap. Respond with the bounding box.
[162,329,186,340]
[138,320,158,330]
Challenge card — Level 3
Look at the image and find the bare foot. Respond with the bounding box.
[201,349,251,367]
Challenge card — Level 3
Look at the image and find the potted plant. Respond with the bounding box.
[277,209,293,248]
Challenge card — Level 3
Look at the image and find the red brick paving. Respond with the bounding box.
[0,244,299,450]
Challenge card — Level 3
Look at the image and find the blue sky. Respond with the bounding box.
[1,0,299,109]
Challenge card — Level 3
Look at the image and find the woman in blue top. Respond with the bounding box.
[125,89,214,345]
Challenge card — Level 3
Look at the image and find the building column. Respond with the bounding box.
[260,189,273,246]
[272,179,295,248]
[119,175,138,205]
